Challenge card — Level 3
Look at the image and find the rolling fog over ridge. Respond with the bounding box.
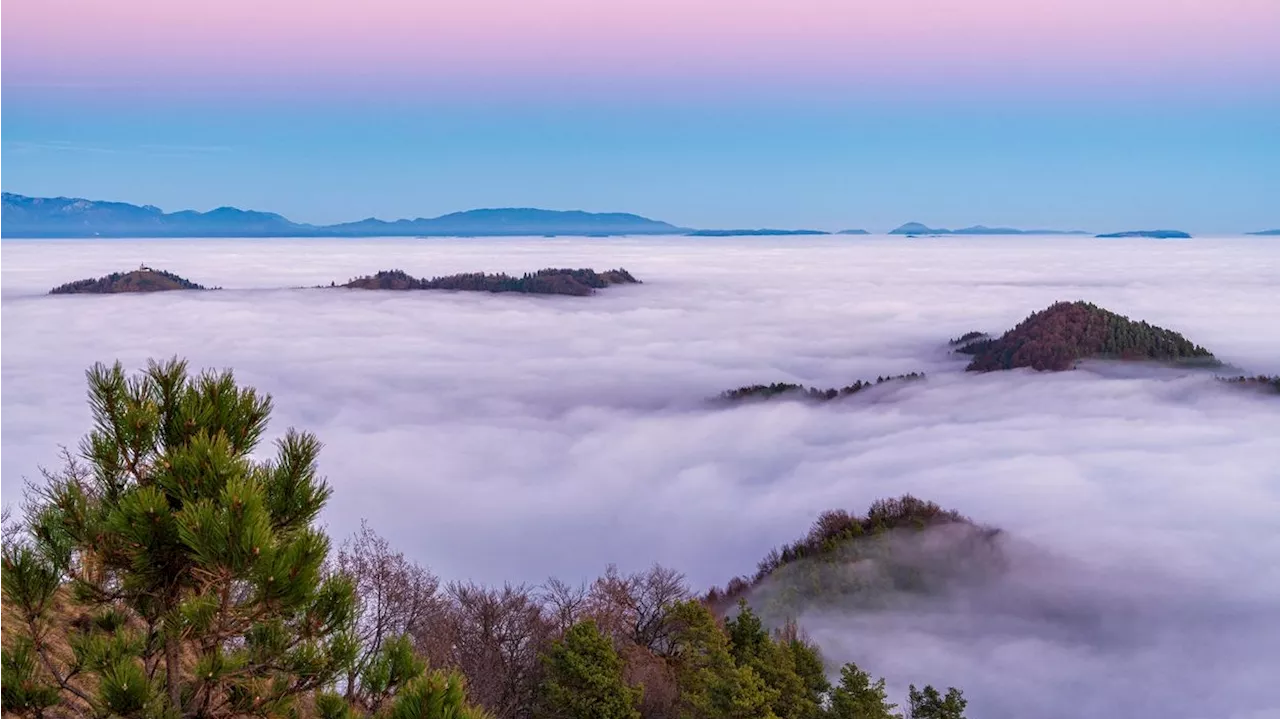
[3,235,1279,718]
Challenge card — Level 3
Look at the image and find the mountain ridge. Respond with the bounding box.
[1,193,684,237]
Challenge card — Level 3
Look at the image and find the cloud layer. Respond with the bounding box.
[2,235,1278,718]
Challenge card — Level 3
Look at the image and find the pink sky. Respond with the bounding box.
[4,0,1278,96]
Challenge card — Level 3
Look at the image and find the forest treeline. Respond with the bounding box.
[717,374,926,404]
[341,268,639,296]
[1,359,969,719]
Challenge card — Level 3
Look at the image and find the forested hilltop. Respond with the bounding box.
[49,267,212,294]
[1,359,972,719]
[956,301,1218,372]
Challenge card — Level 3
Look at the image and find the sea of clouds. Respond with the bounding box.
[2,235,1278,718]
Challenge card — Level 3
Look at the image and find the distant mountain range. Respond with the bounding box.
[3,192,1263,239]
[1,193,684,238]
[1247,229,1280,236]
[888,222,1088,236]
[1095,230,1192,239]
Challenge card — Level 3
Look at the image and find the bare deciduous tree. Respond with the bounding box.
[443,582,552,719]
[539,577,590,634]
[334,520,443,705]
[589,564,690,656]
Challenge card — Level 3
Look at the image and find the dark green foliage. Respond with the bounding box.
[828,662,900,719]
[724,602,822,719]
[1,357,357,718]
[49,267,210,294]
[717,373,925,404]
[964,301,1217,372]
[947,331,986,346]
[1,638,61,716]
[907,685,967,719]
[665,600,776,719]
[1217,374,1280,394]
[384,670,491,719]
[538,620,641,719]
[341,267,640,295]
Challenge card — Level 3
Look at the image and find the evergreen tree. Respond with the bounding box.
[828,662,900,719]
[537,619,640,719]
[906,685,967,719]
[724,601,820,719]
[1,359,358,718]
[665,600,777,719]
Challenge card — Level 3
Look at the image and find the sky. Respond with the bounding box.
[3,235,1280,717]
[2,0,1279,231]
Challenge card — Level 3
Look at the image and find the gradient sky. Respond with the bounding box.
[3,0,1278,231]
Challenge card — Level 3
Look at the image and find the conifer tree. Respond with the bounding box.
[828,662,900,719]
[724,601,820,719]
[537,619,640,719]
[906,684,967,719]
[665,600,776,719]
[1,359,358,718]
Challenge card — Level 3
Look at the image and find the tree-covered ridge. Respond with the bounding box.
[717,373,926,404]
[964,301,1217,372]
[49,267,211,294]
[705,496,991,612]
[341,268,640,296]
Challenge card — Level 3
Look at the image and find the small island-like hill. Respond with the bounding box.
[340,267,639,296]
[836,229,870,235]
[1096,229,1192,239]
[686,229,829,236]
[890,222,1088,236]
[49,266,211,294]
[958,301,1217,372]
[1247,229,1280,236]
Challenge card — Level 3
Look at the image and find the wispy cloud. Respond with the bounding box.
[5,140,121,155]
[4,140,235,159]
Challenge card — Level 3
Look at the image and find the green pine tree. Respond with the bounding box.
[537,619,641,719]
[666,600,777,719]
[1,358,359,718]
[724,601,821,719]
[828,662,900,719]
[906,684,967,719]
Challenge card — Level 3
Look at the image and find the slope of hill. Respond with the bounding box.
[962,301,1218,372]
[706,495,1001,613]
[49,267,211,294]
[1246,229,1280,236]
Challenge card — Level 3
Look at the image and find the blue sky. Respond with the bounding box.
[3,89,1278,232]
